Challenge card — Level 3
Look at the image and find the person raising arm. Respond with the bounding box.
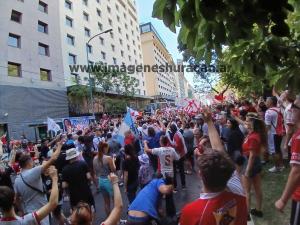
[0,166,59,224]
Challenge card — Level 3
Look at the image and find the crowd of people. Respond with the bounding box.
[0,90,300,225]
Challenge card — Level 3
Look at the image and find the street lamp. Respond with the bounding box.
[86,28,113,117]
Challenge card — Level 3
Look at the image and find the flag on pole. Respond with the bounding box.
[47,117,61,135]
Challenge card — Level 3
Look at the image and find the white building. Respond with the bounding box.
[0,0,146,139]
[60,0,146,95]
[0,0,69,139]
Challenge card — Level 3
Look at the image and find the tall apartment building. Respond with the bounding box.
[0,0,146,140]
[177,59,186,99]
[60,0,146,96]
[0,0,69,140]
[140,22,177,103]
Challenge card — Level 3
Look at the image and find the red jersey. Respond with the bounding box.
[290,129,300,201]
[180,191,247,225]
[242,132,261,157]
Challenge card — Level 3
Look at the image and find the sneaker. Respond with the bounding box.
[268,166,280,173]
[279,166,285,172]
[119,182,124,187]
[173,188,178,194]
[182,186,187,191]
[119,219,127,224]
[250,208,263,218]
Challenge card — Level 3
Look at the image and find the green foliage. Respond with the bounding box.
[68,85,89,98]
[92,62,139,97]
[104,98,127,114]
[153,0,300,95]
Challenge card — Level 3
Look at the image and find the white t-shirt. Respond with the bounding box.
[284,103,295,128]
[265,107,279,135]
[152,147,180,177]
[0,213,39,225]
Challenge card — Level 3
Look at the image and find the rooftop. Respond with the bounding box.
[140,22,166,47]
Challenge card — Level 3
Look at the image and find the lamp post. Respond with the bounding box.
[86,29,112,117]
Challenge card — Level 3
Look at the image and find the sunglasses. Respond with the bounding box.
[292,104,300,110]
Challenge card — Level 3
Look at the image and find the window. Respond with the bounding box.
[125,23,128,29]
[108,19,112,26]
[8,62,21,77]
[86,44,92,53]
[118,27,121,34]
[144,90,146,95]
[113,57,117,65]
[8,33,21,48]
[40,68,51,81]
[126,34,129,40]
[67,34,75,45]
[117,15,120,22]
[98,22,103,31]
[83,12,89,21]
[99,37,104,45]
[127,45,130,50]
[84,27,90,37]
[107,6,111,13]
[110,32,114,38]
[119,39,123,45]
[97,9,101,17]
[11,10,22,23]
[66,16,73,27]
[96,0,100,3]
[65,0,72,9]
[101,51,106,60]
[133,40,135,45]
[143,81,145,86]
[82,0,88,6]
[38,43,49,56]
[116,4,119,11]
[38,1,48,13]
[130,20,133,25]
[123,13,126,18]
[111,44,115,51]
[128,55,131,61]
[38,21,48,33]
[121,50,124,57]
[132,30,134,35]
[68,54,76,64]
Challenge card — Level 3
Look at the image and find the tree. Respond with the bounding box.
[91,62,139,111]
[153,0,300,94]
[68,62,139,114]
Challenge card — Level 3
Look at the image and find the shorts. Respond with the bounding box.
[99,177,113,197]
[242,156,262,178]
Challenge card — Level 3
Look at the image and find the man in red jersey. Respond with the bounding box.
[275,95,300,224]
[179,108,247,225]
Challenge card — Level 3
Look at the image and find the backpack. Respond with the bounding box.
[269,108,285,136]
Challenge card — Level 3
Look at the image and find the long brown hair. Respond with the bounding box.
[247,114,268,149]
[70,202,92,225]
[97,142,109,163]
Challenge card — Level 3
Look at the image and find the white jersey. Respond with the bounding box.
[152,147,180,177]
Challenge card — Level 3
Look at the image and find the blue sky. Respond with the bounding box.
[136,0,194,84]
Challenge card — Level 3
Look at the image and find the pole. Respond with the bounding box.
[86,29,113,118]
[86,45,95,117]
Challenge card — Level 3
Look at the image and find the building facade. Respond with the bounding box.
[0,0,69,140]
[140,22,177,103]
[60,0,146,94]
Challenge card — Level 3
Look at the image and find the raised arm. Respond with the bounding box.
[202,107,225,152]
[36,166,59,222]
[101,173,123,225]
[41,141,62,173]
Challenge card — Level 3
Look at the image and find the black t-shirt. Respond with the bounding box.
[54,151,68,174]
[123,157,140,186]
[0,166,13,189]
[62,160,94,207]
